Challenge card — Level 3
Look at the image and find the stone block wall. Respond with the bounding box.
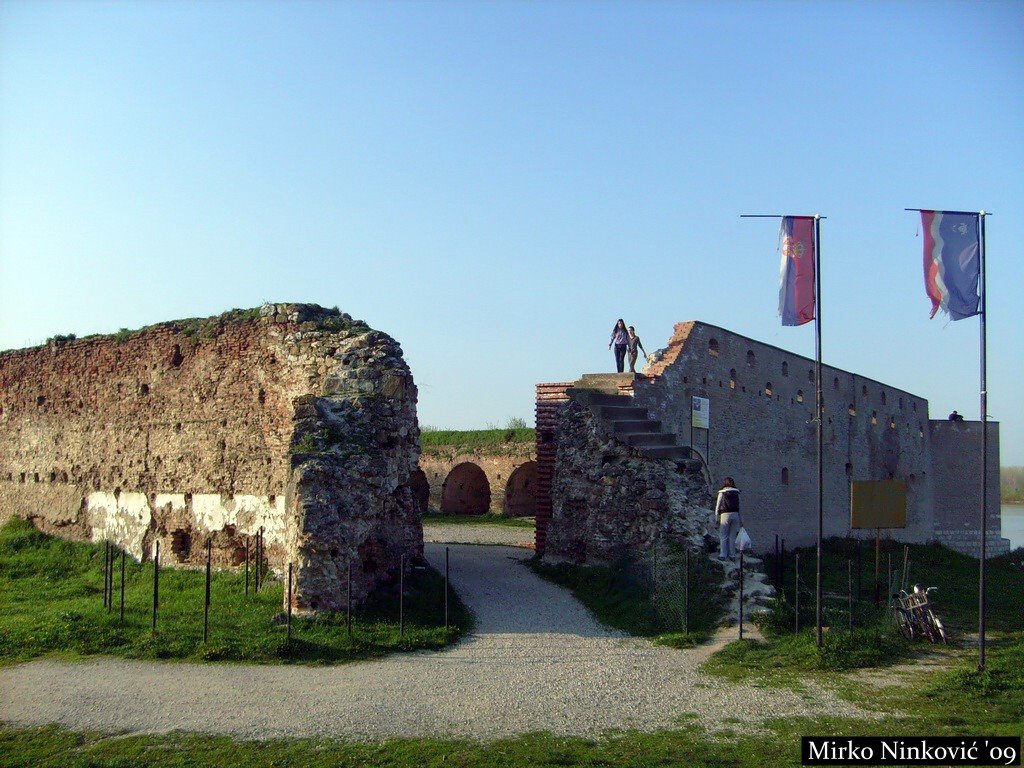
[418,442,535,516]
[0,303,422,611]
[545,395,713,563]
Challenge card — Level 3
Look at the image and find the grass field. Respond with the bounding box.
[0,518,472,665]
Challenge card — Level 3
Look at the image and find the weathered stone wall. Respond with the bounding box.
[419,442,536,516]
[929,420,1006,557]
[546,395,713,563]
[0,303,422,611]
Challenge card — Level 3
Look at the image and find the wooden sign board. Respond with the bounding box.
[850,480,907,530]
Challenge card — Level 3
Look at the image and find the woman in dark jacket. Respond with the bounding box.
[715,477,741,561]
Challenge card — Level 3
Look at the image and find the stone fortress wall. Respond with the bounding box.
[0,303,423,612]
[633,321,1006,557]
[417,441,537,517]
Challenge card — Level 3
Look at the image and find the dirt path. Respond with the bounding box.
[0,543,869,740]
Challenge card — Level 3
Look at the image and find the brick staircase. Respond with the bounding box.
[571,373,695,465]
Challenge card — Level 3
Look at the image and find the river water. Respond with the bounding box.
[1002,504,1024,550]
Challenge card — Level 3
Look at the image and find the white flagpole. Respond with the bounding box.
[978,210,988,671]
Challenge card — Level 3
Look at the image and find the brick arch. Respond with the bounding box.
[408,468,429,515]
[441,462,491,515]
[504,460,538,517]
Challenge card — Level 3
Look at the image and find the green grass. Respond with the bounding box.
[0,518,471,665]
[420,428,535,450]
[704,536,1024,686]
[526,546,726,647]
[1002,466,1024,503]
[422,512,536,529]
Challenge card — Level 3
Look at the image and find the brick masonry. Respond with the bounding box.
[0,303,423,612]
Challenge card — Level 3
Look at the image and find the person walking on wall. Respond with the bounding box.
[715,477,741,561]
[626,326,647,373]
[609,319,629,373]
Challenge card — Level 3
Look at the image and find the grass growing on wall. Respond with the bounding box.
[0,518,472,666]
[420,428,536,450]
[422,512,536,529]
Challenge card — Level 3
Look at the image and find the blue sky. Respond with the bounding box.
[2,1,1022,463]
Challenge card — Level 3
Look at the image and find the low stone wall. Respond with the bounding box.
[0,303,422,612]
[546,396,713,563]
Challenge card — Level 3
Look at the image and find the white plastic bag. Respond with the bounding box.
[735,526,752,552]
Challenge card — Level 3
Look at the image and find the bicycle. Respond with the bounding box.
[892,585,948,644]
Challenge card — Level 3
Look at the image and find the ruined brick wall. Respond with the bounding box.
[0,303,422,611]
[545,395,713,563]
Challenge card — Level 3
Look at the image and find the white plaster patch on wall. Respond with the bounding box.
[192,493,237,533]
[233,494,287,545]
[153,493,187,515]
[86,491,152,559]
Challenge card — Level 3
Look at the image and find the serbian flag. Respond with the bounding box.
[921,210,980,320]
[778,216,815,326]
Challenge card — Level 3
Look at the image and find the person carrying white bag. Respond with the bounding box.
[715,476,743,561]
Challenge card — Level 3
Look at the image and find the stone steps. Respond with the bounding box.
[623,432,677,448]
[611,419,662,435]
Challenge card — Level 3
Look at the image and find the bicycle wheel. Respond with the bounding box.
[926,610,948,644]
[895,609,915,641]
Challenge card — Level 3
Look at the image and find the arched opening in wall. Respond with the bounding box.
[845,462,853,479]
[880,391,887,405]
[729,369,737,389]
[862,384,868,397]
[848,404,856,416]
[889,417,896,429]
[504,461,538,517]
[746,350,756,367]
[808,369,815,383]
[833,376,840,390]
[441,462,491,515]
[170,344,184,368]
[708,338,719,357]
[782,361,789,377]
[871,411,878,425]
[796,390,804,403]
[409,468,429,515]
[764,382,773,397]
[171,529,192,562]
[899,397,904,410]
[781,467,789,485]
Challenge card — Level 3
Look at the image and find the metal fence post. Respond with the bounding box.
[107,543,115,613]
[780,539,786,597]
[774,534,780,591]
[245,536,250,597]
[399,554,405,639]
[103,541,110,609]
[444,546,450,633]
[152,540,160,634]
[203,539,212,643]
[794,552,800,634]
[848,559,853,631]
[684,547,690,635]
[119,548,125,623]
[738,550,745,640]
[346,560,352,638]
[287,562,293,646]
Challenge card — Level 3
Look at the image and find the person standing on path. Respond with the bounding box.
[609,319,629,373]
[626,326,647,373]
[715,477,741,561]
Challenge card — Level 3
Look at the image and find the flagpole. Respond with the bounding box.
[814,214,824,649]
[978,210,988,671]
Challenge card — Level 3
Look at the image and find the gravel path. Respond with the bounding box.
[0,543,871,740]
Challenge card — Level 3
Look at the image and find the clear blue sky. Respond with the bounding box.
[2,1,1022,463]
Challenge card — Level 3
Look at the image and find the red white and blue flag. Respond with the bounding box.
[778,216,816,326]
[920,210,981,320]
